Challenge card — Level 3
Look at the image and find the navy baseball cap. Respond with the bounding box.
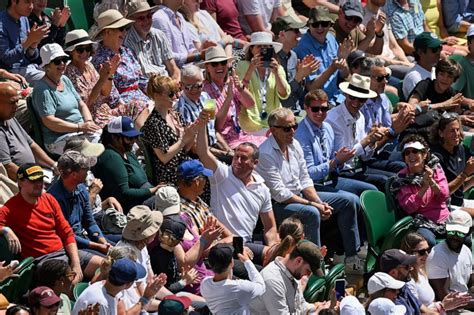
[108,258,146,284]
[177,160,213,180]
[107,116,142,138]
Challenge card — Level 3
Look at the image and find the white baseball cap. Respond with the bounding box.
[154,186,181,216]
[368,272,405,295]
[368,298,407,315]
[446,210,472,234]
[467,24,474,38]
[340,296,365,315]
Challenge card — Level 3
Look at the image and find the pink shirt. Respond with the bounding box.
[396,166,450,223]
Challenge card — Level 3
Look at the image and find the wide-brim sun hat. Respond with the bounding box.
[127,1,159,18]
[243,32,283,54]
[40,43,69,68]
[64,29,97,52]
[122,205,163,241]
[93,9,134,40]
[339,74,377,99]
[199,46,234,66]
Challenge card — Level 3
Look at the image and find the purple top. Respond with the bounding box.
[152,5,196,67]
[179,213,213,294]
[396,166,450,223]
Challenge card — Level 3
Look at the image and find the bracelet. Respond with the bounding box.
[242,79,250,87]
[375,31,384,38]
[218,40,226,48]
[200,237,208,247]
[107,76,114,80]
[194,52,201,62]
[178,279,187,287]
[2,227,10,235]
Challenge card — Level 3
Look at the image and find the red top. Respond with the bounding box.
[0,193,76,258]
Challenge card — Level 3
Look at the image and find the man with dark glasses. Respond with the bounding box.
[258,107,364,274]
[332,1,384,55]
[124,1,180,81]
[427,210,473,302]
[402,32,442,100]
[294,6,349,106]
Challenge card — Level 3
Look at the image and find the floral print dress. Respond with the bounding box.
[91,43,151,121]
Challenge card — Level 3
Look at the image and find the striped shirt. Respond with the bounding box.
[123,25,174,78]
[180,196,211,232]
[384,0,425,43]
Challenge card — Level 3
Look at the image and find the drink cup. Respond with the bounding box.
[203,99,217,119]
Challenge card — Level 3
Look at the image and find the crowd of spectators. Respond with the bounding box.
[1,0,474,314]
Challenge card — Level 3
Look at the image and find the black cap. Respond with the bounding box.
[17,163,44,181]
[341,1,364,20]
[347,50,366,68]
[379,249,417,273]
[160,216,186,240]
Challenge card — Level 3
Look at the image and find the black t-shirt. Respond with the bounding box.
[432,144,471,206]
[410,79,456,104]
[149,244,181,292]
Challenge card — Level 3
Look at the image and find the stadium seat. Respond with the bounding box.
[73,282,89,300]
[324,263,345,300]
[0,257,35,303]
[380,216,414,252]
[303,275,326,303]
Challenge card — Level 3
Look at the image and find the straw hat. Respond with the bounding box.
[243,32,283,53]
[93,9,134,40]
[199,46,233,65]
[40,43,69,68]
[339,74,377,99]
[127,1,158,18]
[64,29,97,52]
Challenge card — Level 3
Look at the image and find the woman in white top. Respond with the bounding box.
[401,232,470,313]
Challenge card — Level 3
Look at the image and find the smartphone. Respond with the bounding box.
[260,47,274,68]
[335,279,346,301]
[232,236,244,259]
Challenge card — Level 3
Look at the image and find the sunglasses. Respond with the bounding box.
[311,21,331,28]
[286,28,300,34]
[75,45,92,54]
[447,230,467,238]
[373,74,390,82]
[403,148,422,156]
[210,60,228,67]
[344,13,362,24]
[430,46,442,53]
[117,26,129,32]
[414,248,431,256]
[134,13,153,22]
[167,91,178,98]
[348,95,366,102]
[183,83,203,90]
[52,57,69,65]
[309,106,329,113]
[273,124,298,132]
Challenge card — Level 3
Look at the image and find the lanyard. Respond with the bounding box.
[257,68,269,120]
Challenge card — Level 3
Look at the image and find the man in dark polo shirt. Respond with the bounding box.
[331,2,384,55]
[0,82,56,180]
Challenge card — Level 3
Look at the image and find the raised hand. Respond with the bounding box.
[334,147,356,163]
[295,55,320,82]
[374,11,386,35]
[58,7,71,27]
[338,38,355,60]
[181,267,200,285]
[26,23,50,48]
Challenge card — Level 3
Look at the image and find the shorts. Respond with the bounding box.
[34,248,95,271]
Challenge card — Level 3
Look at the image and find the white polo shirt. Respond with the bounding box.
[210,162,272,242]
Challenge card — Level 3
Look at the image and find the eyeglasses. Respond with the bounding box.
[309,106,329,113]
[210,60,228,67]
[75,45,92,54]
[430,46,442,53]
[348,95,366,102]
[286,28,300,34]
[311,21,331,28]
[414,248,431,256]
[134,13,153,22]
[447,230,467,238]
[183,83,203,91]
[344,13,362,24]
[52,57,69,65]
[373,74,390,82]
[403,148,422,156]
[273,124,298,132]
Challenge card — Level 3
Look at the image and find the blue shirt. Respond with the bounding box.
[0,10,39,70]
[176,92,217,145]
[294,32,343,105]
[48,181,103,249]
[360,94,392,133]
[294,117,336,182]
[442,0,474,33]
[396,285,421,315]
[383,0,425,43]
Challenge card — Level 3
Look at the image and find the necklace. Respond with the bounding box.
[45,74,61,86]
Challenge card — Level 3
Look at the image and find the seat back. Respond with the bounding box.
[303,275,326,303]
[385,176,406,221]
[0,257,35,303]
[381,216,414,252]
[324,263,345,300]
[27,97,45,150]
[73,282,89,300]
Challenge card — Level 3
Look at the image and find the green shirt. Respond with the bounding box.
[451,55,474,99]
[92,147,152,213]
[236,61,290,132]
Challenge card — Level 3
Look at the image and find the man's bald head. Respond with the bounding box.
[0,82,20,121]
